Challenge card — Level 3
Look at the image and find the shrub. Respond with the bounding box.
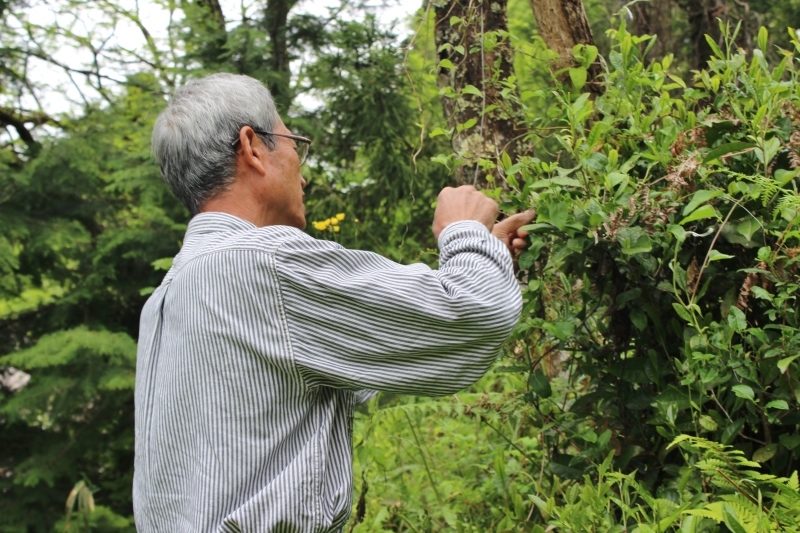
[357,18,800,532]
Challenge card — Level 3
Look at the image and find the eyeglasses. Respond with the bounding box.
[232,129,312,166]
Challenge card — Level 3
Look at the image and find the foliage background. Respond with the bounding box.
[1,0,800,531]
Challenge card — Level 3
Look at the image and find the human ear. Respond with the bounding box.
[236,126,268,176]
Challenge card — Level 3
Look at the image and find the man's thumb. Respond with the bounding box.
[504,209,535,228]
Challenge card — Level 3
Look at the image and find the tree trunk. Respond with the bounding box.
[629,0,674,62]
[192,0,227,65]
[196,0,225,30]
[677,0,728,70]
[434,0,525,188]
[529,0,601,94]
[264,0,299,113]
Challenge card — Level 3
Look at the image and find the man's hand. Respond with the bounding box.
[432,186,499,240]
[491,210,536,255]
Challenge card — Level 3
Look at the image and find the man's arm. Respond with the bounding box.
[273,186,528,396]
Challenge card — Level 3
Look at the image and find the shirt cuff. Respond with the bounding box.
[437,220,491,250]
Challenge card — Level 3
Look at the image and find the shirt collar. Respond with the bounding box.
[185,212,257,238]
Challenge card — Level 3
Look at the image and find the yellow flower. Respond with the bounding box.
[329,217,339,225]
[333,226,340,232]
[312,220,329,231]
[335,213,345,221]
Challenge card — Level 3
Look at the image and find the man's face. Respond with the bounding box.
[261,121,307,229]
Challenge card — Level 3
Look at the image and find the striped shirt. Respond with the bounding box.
[133,212,522,532]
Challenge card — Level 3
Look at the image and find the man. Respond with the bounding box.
[134,73,532,532]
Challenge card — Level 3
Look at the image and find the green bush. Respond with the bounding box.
[498,18,800,485]
[352,18,800,532]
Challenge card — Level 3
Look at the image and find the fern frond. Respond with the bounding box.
[737,173,782,205]
[775,189,800,219]
[685,508,724,522]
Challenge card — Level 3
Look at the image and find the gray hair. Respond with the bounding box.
[152,73,280,215]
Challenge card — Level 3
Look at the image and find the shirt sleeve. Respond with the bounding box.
[274,220,523,396]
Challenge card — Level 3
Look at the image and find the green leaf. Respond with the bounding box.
[151,257,173,271]
[429,127,448,138]
[462,84,482,97]
[702,142,755,163]
[758,26,768,52]
[630,308,647,330]
[439,59,454,70]
[609,50,624,71]
[501,150,513,170]
[756,137,782,165]
[547,458,583,480]
[705,35,725,59]
[727,306,747,332]
[752,443,778,462]
[765,399,789,410]
[679,204,718,225]
[672,303,692,322]
[721,419,746,444]
[450,16,462,26]
[621,234,652,255]
[774,167,800,186]
[518,250,535,270]
[616,288,642,307]
[698,414,718,431]
[568,67,587,90]
[778,354,800,374]
[707,250,734,262]
[456,117,477,132]
[722,504,748,533]
[583,45,598,66]
[750,286,772,301]
[668,224,686,242]
[780,434,800,450]
[548,202,569,231]
[736,218,760,241]
[529,369,552,398]
[683,190,723,216]
[731,384,754,401]
[605,171,626,191]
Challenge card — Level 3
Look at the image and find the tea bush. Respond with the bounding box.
[499,18,800,487]
[352,18,800,532]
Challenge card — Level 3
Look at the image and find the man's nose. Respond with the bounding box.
[300,176,307,189]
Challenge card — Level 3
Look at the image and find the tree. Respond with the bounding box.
[433,0,525,187]
[0,4,446,528]
[529,0,602,93]
[629,0,675,61]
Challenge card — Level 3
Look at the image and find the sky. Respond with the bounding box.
[16,0,418,117]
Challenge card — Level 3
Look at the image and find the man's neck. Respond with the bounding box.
[201,190,269,227]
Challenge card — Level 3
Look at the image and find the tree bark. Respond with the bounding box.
[677,0,728,70]
[433,0,525,188]
[264,0,299,113]
[196,0,225,29]
[183,0,227,67]
[529,0,601,94]
[629,0,675,62]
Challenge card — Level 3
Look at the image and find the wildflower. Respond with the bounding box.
[329,217,339,225]
[335,213,345,221]
[312,220,329,231]
[333,226,340,233]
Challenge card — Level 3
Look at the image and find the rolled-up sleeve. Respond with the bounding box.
[274,220,522,396]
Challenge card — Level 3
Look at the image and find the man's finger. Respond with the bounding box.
[498,209,535,230]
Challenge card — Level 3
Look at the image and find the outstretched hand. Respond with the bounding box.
[491,210,536,255]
